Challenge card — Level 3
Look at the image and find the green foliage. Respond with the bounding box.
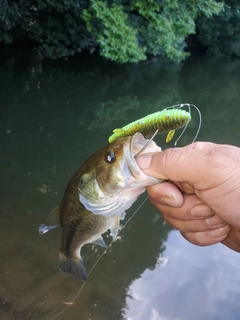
[0,0,224,62]
[0,0,93,59]
[196,3,240,58]
[83,1,146,63]
[130,0,223,61]
[83,0,223,63]
[23,0,94,59]
[0,1,21,43]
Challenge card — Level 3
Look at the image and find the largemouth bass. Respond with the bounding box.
[38,133,161,281]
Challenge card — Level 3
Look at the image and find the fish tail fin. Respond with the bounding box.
[59,252,88,282]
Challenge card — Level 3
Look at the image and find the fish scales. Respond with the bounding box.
[39,107,193,282]
[39,133,162,282]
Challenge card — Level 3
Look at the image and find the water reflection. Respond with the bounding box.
[0,48,240,320]
[125,231,240,320]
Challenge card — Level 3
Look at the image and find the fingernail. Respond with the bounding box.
[160,196,182,207]
[206,215,225,226]
[210,225,230,239]
[191,204,213,218]
[136,154,153,171]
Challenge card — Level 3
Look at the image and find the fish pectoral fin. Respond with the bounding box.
[120,211,126,221]
[91,236,107,248]
[59,252,88,282]
[38,205,60,235]
[110,217,121,241]
[110,211,125,240]
[38,223,57,235]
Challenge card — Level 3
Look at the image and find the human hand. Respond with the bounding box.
[136,142,240,252]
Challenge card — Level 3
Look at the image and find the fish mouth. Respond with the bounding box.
[125,132,162,181]
[79,133,162,218]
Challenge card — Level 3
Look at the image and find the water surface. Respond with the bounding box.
[1,49,240,320]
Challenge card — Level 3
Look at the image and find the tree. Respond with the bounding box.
[196,1,240,58]
[0,0,223,62]
[83,0,223,62]
[0,0,93,59]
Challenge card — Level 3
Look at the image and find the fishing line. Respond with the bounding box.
[49,103,202,319]
[134,129,159,158]
[188,104,202,144]
[164,103,202,145]
[49,132,157,319]
[49,195,150,320]
[119,195,149,229]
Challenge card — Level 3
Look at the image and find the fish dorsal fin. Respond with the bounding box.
[38,206,60,235]
[91,236,107,248]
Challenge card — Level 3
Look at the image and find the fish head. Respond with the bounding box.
[78,138,128,199]
[79,133,162,217]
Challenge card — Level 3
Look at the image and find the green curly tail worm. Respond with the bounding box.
[108,109,191,143]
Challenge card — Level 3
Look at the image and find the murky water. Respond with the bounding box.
[1,48,240,320]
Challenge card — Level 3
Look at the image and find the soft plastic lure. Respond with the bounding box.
[108,108,191,143]
[166,129,175,143]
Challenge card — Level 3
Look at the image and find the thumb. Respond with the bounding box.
[135,148,184,181]
[135,143,208,183]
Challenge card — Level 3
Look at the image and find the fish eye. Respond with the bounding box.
[104,151,116,163]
